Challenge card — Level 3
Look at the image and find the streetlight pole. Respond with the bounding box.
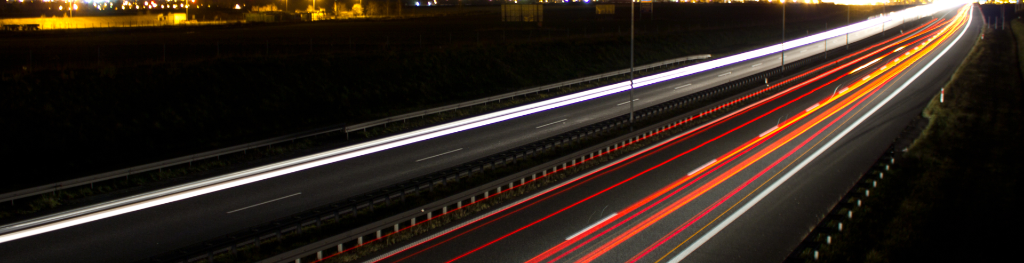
[882,3,886,37]
[629,0,635,130]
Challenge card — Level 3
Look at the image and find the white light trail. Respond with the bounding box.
[0,1,967,244]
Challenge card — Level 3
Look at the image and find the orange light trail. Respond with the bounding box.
[569,8,968,262]
[636,6,972,263]
[524,18,948,263]
[361,13,950,263]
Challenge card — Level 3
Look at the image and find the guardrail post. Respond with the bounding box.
[338,243,344,253]
[317,251,323,260]
[376,230,381,239]
[358,236,363,245]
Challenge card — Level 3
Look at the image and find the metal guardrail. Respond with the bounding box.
[148,53,848,262]
[0,54,710,204]
[342,54,711,133]
[151,27,905,261]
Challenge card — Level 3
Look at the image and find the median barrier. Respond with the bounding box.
[193,48,867,263]
[0,54,710,205]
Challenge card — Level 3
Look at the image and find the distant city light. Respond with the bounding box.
[415,2,419,6]
[234,3,241,9]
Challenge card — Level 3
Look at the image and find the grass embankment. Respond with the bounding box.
[808,18,1023,263]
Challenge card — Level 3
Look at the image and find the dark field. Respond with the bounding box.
[0,3,897,192]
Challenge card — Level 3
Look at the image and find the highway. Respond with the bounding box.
[365,4,978,263]
[0,4,958,263]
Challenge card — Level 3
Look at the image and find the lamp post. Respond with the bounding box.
[629,0,635,130]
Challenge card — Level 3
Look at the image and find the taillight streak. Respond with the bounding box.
[552,16,960,261]
[640,7,971,262]
[361,13,955,263]
[524,23,946,263]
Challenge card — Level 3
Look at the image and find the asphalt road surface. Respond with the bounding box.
[369,5,978,263]
[0,6,948,263]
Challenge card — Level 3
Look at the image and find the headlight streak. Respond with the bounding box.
[423,39,897,263]
[306,8,963,263]
[378,57,848,263]
[340,46,876,263]
[523,20,949,263]
[345,15,951,262]
[0,3,957,245]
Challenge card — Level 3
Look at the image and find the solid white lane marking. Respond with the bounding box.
[668,6,973,262]
[687,159,718,176]
[227,193,302,214]
[617,99,640,106]
[536,119,569,129]
[0,3,959,246]
[718,72,732,77]
[675,84,693,90]
[566,213,618,241]
[759,126,779,138]
[806,103,821,112]
[416,148,464,162]
[751,63,762,68]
